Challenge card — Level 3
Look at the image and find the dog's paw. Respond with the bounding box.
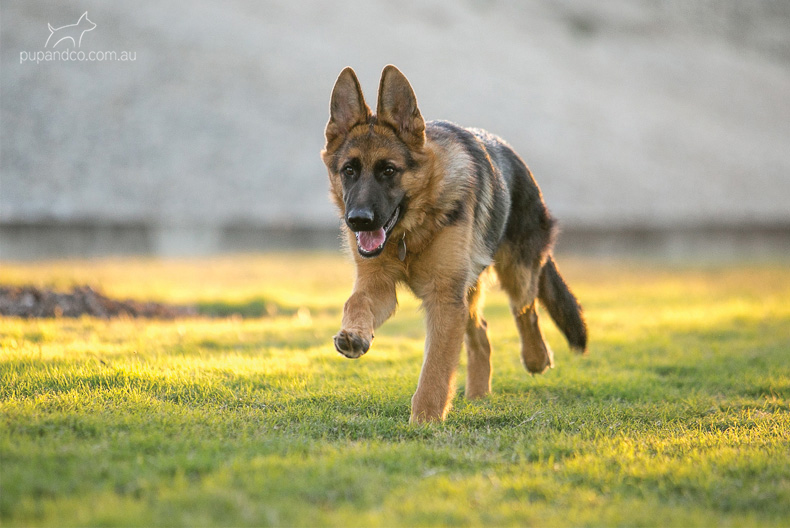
[523,343,554,375]
[410,390,450,424]
[334,329,371,359]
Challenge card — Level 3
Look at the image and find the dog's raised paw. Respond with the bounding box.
[334,330,370,359]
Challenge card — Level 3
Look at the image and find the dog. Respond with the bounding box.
[45,12,96,49]
[321,65,587,423]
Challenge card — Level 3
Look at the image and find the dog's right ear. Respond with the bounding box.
[325,67,371,146]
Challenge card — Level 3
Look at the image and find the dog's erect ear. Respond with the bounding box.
[325,67,371,146]
[376,65,425,149]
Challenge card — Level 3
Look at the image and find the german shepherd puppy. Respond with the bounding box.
[322,65,587,423]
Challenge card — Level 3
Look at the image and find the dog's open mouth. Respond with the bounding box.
[355,206,400,258]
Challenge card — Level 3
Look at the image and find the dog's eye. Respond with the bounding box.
[342,165,356,177]
[382,166,396,177]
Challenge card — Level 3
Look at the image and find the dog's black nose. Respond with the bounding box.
[346,208,376,231]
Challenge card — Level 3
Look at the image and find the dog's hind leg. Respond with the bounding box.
[495,249,554,374]
[464,275,492,399]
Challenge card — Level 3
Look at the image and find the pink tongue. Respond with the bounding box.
[358,229,386,252]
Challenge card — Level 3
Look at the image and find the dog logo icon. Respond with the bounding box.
[45,12,96,48]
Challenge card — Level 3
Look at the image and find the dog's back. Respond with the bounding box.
[426,120,554,271]
[426,120,586,354]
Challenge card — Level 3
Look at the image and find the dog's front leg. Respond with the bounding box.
[335,272,397,359]
[410,293,467,423]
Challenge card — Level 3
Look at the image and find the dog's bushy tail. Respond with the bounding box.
[538,256,587,354]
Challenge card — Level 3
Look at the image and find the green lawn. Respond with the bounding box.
[1,254,789,527]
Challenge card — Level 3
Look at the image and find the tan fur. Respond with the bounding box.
[325,133,480,422]
[464,276,492,398]
[322,67,500,422]
[322,65,581,423]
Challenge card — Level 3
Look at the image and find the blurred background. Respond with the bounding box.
[2,0,789,260]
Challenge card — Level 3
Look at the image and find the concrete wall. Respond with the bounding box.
[2,1,789,255]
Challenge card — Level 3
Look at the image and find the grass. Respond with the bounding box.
[1,253,789,527]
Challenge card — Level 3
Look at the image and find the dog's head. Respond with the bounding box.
[321,65,426,258]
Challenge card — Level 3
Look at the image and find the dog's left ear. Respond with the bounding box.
[376,65,425,149]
